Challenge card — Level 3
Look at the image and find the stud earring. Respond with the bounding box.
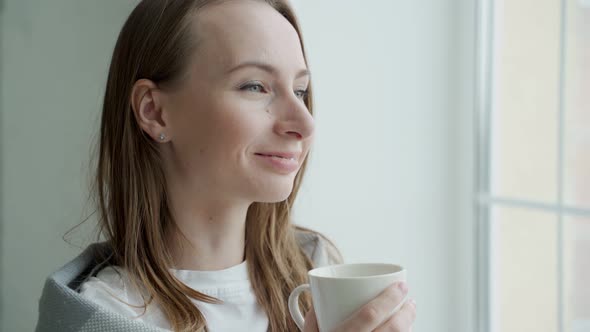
[158,133,166,141]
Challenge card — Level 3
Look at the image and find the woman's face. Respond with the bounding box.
[161,0,314,203]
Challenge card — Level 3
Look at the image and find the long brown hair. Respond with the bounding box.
[92,0,317,331]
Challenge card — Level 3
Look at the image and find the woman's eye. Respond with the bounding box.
[240,83,266,93]
[295,89,309,100]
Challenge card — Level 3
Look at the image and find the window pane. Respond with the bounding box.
[564,2,590,209]
[564,216,590,332]
[491,0,560,202]
[492,207,557,332]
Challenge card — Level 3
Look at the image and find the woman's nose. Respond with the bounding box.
[273,94,315,140]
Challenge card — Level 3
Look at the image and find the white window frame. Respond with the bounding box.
[475,0,590,331]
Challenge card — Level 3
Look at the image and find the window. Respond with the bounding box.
[476,0,590,331]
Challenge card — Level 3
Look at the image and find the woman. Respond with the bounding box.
[35,0,416,331]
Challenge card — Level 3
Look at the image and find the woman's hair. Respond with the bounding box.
[91,0,319,331]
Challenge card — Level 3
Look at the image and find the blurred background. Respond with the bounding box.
[0,0,587,331]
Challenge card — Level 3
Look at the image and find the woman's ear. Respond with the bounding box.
[130,79,170,142]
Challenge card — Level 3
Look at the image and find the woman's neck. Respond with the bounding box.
[165,186,250,271]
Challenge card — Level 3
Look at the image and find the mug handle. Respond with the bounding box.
[288,284,311,331]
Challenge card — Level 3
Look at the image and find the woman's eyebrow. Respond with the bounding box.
[226,61,310,79]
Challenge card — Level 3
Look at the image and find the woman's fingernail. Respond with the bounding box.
[409,299,416,307]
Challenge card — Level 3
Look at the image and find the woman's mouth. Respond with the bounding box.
[254,152,300,174]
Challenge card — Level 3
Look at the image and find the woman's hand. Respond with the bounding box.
[302,283,416,332]
[303,305,320,332]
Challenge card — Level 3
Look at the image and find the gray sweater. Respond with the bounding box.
[35,230,341,332]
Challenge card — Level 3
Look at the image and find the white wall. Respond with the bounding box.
[1,1,476,331]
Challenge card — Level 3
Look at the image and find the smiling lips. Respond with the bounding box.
[254,151,301,173]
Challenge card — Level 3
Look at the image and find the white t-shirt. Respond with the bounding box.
[79,260,268,332]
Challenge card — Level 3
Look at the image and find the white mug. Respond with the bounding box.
[288,263,407,332]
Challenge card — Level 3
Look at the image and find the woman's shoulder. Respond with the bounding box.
[295,227,343,267]
[78,265,173,330]
[80,265,126,292]
[78,266,134,310]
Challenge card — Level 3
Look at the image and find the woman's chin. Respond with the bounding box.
[254,183,294,203]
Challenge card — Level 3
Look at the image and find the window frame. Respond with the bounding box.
[475,0,590,331]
